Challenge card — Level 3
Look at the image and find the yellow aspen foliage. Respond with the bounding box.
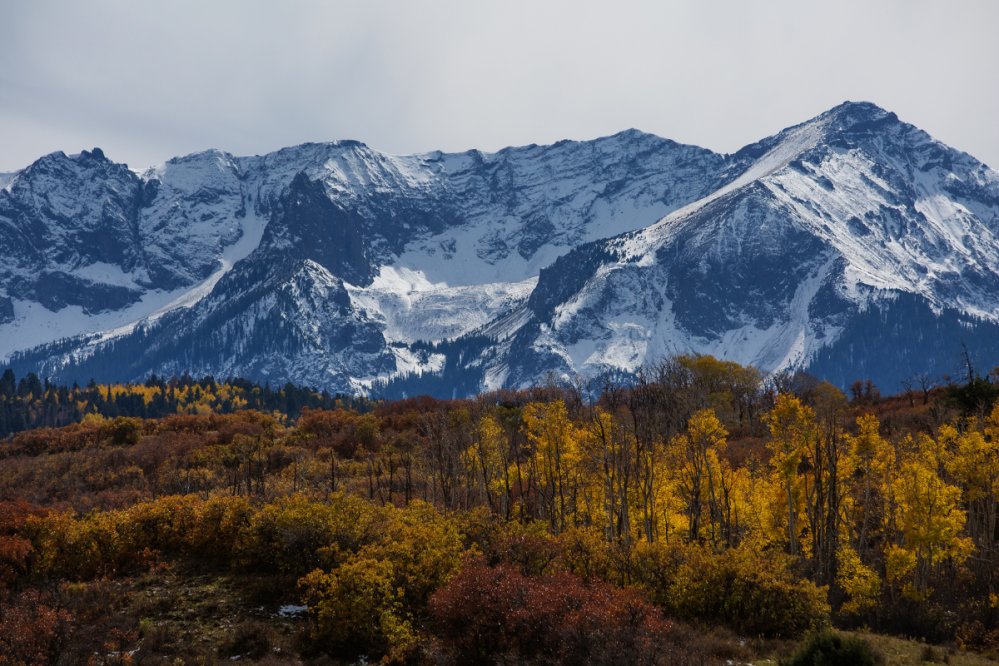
[246,492,384,574]
[298,501,467,662]
[655,474,692,545]
[847,414,890,549]
[688,409,728,452]
[357,502,469,609]
[299,557,416,661]
[888,442,973,597]
[941,419,999,504]
[705,448,742,546]
[578,406,655,544]
[668,409,731,546]
[739,467,786,551]
[987,401,999,442]
[463,414,510,510]
[852,414,882,461]
[693,411,732,547]
[578,408,622,539]
[81,412,106,427]
[836,545,881,614]
[765,395,816,555]
[636,541,829,638]
[523,400,584,534]
[559,524,620,582]
[884,543,916,582]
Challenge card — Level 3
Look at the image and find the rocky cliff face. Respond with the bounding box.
[5,102,999,394]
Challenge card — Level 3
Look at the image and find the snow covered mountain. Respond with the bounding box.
[4,102,999,395]
[500,102,999,390]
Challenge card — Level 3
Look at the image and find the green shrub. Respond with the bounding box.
[634,542,830,639]
[781,630,882,666]
[242,492,384,574]
[100,416,144,445]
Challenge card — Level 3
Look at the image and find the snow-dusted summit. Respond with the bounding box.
[5,102,999,394]
[502,102,999,390]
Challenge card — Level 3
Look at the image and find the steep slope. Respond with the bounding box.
[0,148,149,313]
[3,130,728,387]
[6,102,999,394]
[497,102,999,391]
[0,147,267,360]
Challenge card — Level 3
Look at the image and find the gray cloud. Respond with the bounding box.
[1,0,998,172]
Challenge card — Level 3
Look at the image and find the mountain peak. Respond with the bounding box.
[825,99,888,118]
[4,104,999,398]
[819,100,900,136]
[79,147,107,163]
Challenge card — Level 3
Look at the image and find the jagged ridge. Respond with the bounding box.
[4,102,999,394]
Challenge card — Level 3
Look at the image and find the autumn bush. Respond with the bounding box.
[0,587,73,666]
[1,419,105,458]
[631,541,830,639]
[0,501,47,586]
[456,507,559,572]
[24,494,212,578]
[241,492,384,574]
[299,557,417,662]
[429,558,715,666]
[556,530,829,639]
[956,619,999,656]
[485,532,567,576]
[24,492,383,578]
[298,408,380,457]
[559,524,624,582]
[99,416,144,446]
[298,501,469,662]
[48,493,249,567]
[180,494,251,562]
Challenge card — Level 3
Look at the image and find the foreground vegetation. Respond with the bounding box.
[1,356,998,664]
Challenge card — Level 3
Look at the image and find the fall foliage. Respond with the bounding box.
[1,356,998,663]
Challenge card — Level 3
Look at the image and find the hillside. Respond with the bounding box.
[2,357,999,664]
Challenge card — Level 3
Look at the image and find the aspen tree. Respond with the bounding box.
[941,407,999,590]
[463,415,507,514]
[523,400,581,535]
[765,394,816,556]
[669,409,727,545]
[580,407,628,543]
[890,439,972,597]
[851,414,883,554]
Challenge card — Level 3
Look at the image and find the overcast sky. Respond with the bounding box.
[1,1,997,173]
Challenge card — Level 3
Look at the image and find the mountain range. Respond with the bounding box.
[3,101,999,396]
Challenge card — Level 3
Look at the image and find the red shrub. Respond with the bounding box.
[429,559,713,666]
[154,410,276,442]
[485,534,565,576]
[298,409,380,457]
[0,501,47,585]
[1,422,104,458]
[0,587,73,664]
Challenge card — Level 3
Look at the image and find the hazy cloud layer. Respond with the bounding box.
[1,0,997,172]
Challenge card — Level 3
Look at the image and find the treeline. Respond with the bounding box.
[0,369,375,438]
[1,355,999,664]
